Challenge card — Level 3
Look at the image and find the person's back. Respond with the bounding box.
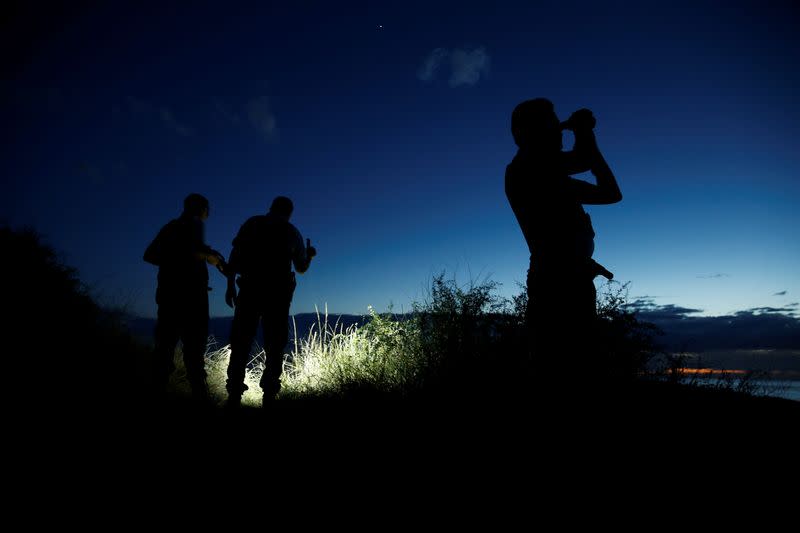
[224,196,316,407]
[229,212,298,289]
[145,214,210,294]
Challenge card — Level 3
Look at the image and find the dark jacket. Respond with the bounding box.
[227,213,310,288]
[144,214,212,291]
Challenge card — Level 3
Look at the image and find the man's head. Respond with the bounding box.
[269,196,294,220]
[183,193,210,220]
[511,98,562,151]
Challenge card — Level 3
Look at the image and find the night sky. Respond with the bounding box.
[4,1,799,320]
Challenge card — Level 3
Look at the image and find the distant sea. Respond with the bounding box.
[749,380,800,402]
[680,378,800,402]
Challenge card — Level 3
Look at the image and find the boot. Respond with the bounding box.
[225,383,248,409]
[190,378,213,409]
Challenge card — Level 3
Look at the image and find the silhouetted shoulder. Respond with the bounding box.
[233,215,265,242]
[241,214,267,230]
[288,222,302,240]
[143,218,183,265]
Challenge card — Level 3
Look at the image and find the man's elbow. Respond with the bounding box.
[601,184,622,203]
[593,191,622,205]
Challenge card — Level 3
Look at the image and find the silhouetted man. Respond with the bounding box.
[144,193,226,404]
[505,98,621,378]
[224,196,317,407]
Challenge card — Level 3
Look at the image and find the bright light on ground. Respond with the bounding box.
[167,308,420,405]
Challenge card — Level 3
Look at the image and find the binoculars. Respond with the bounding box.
[560,109,596,132]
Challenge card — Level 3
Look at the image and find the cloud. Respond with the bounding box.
[213,94,277,141]
[629,302,800,351]
[417,46,490,87]
[626,300,703,320]
[741,306,800,316]
[246,95,277,141]
[126,96,193,136]
[773,290,787,296]
[696,273,730,279]
[417,48,448,82]
[448,47,490,87]
[158,108,193,136]
[214,101,243,125]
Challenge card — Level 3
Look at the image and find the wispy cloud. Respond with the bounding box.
[126,96,193,136]
[626,299,704,319]
[448,47,490,87]
[773,290,787,296]
[214,101,243,125]
[246,95,277,141]
[159,108,193,136]
[417,48,448,82]
[417,46,491,87]
[746,306,798,315]
[213,94,278,141]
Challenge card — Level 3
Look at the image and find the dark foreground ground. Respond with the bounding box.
[70,379,800,447]
[10,379,797,498]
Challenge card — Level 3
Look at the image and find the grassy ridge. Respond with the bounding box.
[5,224,797,428]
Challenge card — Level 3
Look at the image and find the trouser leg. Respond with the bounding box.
[182,292,210,401]
[527,268,557,371]
[573,277,599,382]
[528,269,598,381]
[259,287,293,400]
[154,299,180,392]
[226,293,259,398]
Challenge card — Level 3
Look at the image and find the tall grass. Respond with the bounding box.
[281,306,423,399]
[167,274,664,405]
[172,307,424,405]
[169,339,265,407]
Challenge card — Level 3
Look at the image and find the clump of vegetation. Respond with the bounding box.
[2,225,152,411]
[594,281,664,383]
[409,274,527,397]
[186,273,662,406]
[282,308,423,399]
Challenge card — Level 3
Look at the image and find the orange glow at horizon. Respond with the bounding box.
[673,368,748,376]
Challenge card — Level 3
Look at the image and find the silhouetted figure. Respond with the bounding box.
[144,193,226,405]
[505,98,621,380]
[224,196,317,407]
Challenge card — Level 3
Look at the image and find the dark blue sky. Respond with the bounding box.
[3,0,799,319]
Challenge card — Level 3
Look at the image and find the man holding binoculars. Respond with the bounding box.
[505,98,622,380]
